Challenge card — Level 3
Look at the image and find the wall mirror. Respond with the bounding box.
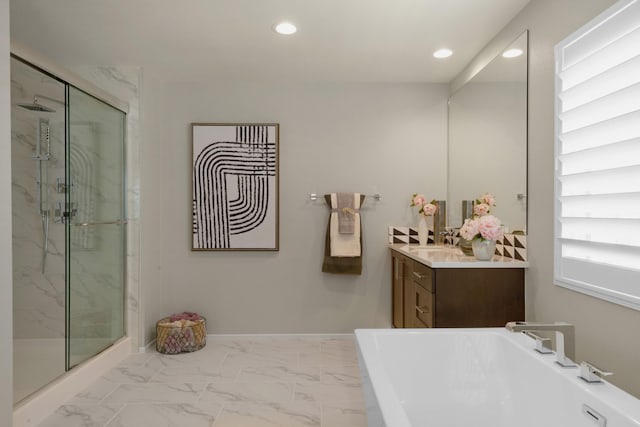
[448,30,528,233]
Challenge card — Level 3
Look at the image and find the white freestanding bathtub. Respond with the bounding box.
[355,328,640,427]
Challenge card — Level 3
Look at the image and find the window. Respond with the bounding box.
[554,0,640,310]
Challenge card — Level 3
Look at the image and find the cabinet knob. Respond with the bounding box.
[412,271,424,279]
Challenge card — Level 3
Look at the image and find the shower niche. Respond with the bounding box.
[11,56,126,403]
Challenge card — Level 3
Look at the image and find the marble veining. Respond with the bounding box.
[107,402,222,427]
[102,382,205,405]
[199,381,294,405]
[38,404,124,427]
[216,401,321,427]
[238,365,322,384]
[36,335,367,427]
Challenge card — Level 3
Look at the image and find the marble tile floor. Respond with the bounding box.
[37,335,368,427]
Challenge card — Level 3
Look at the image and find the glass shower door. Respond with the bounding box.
[66,86,126,369]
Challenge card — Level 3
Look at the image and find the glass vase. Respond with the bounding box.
[471,238,497,261]
[458,236,474,256]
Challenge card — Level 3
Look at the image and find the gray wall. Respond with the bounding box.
[452,0,640,398]
[1,0,15,422]
[145,80,448,334]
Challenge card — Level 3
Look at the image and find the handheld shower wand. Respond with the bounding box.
[34,118,51,273]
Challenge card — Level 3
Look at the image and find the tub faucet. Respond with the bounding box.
[505,321,576,367]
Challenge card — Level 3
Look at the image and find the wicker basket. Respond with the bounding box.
[156,317,206,354]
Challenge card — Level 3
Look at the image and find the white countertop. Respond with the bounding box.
[390,244,529,269]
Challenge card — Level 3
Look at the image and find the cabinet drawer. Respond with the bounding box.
[411,262,433,292]
[414,283,433,327]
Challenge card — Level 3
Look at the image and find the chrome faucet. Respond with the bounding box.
[579,361,613,383]
[505,321,576,367]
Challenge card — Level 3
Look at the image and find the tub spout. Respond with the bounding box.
[505,321,576,367]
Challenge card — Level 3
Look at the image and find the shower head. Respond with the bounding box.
[17,96,57,113]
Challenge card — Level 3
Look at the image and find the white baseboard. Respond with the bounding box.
[141,339,156,353]
[206,333,355,338]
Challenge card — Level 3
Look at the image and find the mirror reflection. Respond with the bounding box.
[448,31,528,233]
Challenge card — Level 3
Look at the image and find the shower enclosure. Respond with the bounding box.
[11,56,126,403]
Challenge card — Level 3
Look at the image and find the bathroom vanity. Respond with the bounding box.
[390,244,527,328]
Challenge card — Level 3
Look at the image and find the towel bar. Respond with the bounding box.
[309,193,381,202]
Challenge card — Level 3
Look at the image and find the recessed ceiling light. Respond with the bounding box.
[274,22,297,35]
[502,48,523,58]
[433,48,453,59]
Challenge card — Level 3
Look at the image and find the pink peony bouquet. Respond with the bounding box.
[410,193,438,217]
[460,214,503,241]
[473,193,496,217]
[459,193,503,241]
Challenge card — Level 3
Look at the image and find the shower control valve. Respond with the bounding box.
[56,177,74,193]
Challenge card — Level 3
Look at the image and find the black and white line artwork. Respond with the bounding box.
[192,123,279,251]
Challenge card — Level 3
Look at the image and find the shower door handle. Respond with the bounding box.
[73,220,128,227]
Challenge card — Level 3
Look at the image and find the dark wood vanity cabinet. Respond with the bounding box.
[391,251,405,327]
[391,251,415,328]
[391,249,524,328]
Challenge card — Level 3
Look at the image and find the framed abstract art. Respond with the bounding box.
[191,123,279,251]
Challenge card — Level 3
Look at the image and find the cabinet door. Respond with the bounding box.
[434,268,525,327]
[391,253,404,328]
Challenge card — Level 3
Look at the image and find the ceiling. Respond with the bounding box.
[10,0,530,83]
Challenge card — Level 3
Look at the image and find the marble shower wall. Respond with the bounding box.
[11,59,66,340]
[72,66,142,352]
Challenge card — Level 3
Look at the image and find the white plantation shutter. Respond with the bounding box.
[555,0,640,310]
